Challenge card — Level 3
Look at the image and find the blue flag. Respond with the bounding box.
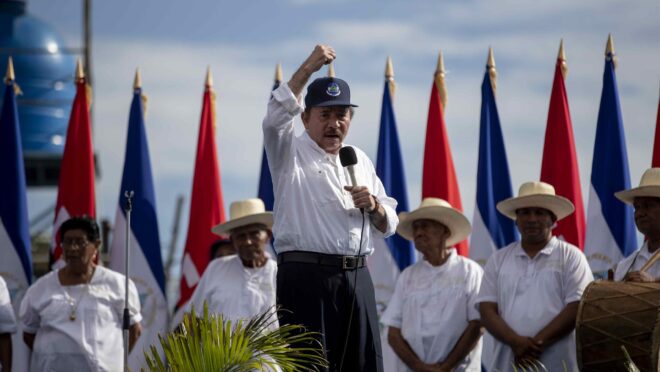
[0,71,33,372]
[470,69,518,267]
[257,80,281,211]
[584,51,636,276]
[375,82,415,270]
[0,81,32,284]
[109,85,168,371]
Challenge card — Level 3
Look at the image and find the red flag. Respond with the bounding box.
[540,50,586,249]
[51,68,96,268]
[652,92,660,167]
[176,70,226,309]
[421,63,468,257]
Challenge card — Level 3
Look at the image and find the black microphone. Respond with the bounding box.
[339,146,359,187]
[339,146,363,213]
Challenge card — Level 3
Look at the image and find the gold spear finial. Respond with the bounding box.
[558,39,568,79]
[205,66,213,88]
[606,33,617,68]
[434,51,448,109]
[385,56,396,98]
[327,62,335,78]
[487,47,497,95]
[275,62,283,83]
[5,56,15,83]
[133,68,142,90]
[75,58,84,81]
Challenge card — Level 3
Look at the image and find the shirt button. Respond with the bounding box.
[349,212,354,217]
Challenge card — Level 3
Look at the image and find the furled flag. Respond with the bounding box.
[51,59,96,269]
[469,48,518,267]
[652,88,660,167]
[584,35,636,278]
[469,48,519,372]
[257,63,282,212]
[540,40,586,249]
[369,57,416,372]
[175,68,226,315]
[0,57,32,372]
[421,51,468,256]
[109,70,167,370]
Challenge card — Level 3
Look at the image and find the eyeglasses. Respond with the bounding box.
[61,238,92,248]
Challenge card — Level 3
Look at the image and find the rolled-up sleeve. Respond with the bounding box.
[128,279,143,325]
[262,83,303,176]
[368,166,398,238]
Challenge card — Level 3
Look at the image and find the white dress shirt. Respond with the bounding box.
[19,266,142,372]
[614,241,660,281]
[262,83,398,256]
[381,249,483,371]
[476,237,593,372]
[0,276,16,335]
[184,255,278,331]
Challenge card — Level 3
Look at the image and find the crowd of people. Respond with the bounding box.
[0,45,658,372]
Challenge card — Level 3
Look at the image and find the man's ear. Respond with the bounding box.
[301,111,310,129]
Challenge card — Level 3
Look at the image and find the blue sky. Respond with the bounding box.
[24,0,659,300]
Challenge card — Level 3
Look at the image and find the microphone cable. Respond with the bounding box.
[338,208,366,372]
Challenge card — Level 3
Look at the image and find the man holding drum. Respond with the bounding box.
[613,167,660,282]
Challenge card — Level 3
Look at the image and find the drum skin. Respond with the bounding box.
[576,281,660,372]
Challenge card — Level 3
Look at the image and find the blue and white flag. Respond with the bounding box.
[469,65,518,267]
[110,81,168,370]
[0,62,32,372]
[370,78,416,372]
[584,44,636,278]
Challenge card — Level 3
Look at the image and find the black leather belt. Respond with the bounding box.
[277,251,367,270]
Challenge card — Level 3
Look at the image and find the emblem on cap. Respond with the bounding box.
[326,82,341,97]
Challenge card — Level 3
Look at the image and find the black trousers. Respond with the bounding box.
[277,260,384,372]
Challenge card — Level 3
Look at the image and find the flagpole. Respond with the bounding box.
[123,190,134,372]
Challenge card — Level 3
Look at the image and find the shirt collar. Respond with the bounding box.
[421,248,457,269]
[514,236,558,258]
[639,241,651,259]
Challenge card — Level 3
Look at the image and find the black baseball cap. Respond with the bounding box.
[304,77,358,108]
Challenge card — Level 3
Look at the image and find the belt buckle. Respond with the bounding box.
[342,256,357,270]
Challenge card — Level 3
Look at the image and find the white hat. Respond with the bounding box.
[211,198,273,236]
[615,168,660,204]
[397,198,471,247]
[497,181,574,221]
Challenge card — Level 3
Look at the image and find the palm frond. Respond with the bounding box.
[145,302,327,371]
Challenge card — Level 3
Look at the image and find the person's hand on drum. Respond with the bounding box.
[624,271,657,283]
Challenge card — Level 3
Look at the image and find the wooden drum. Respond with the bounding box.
[576,281,660,371]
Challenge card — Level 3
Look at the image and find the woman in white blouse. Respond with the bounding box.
[20,217,142,372]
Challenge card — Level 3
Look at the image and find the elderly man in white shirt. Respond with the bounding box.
[381,198,483,372]
[263,45,398,371]
[183,199,277,330]
[0,276,16,372]
[613,168,660,282]
[477,182,593,372]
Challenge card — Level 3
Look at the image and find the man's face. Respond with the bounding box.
[633,197,660,237]
[412,219,450,257]
[230,224,271,263]
[515,207,555,243]
[62,228,99,272]
[301,106,352,154]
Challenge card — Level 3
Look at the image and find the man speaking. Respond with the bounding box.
[262,44,398,371]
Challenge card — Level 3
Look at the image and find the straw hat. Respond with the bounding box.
[397,198,471,247]
[615,168,660,204]
[497,181,574,221]
[211,198,273,236]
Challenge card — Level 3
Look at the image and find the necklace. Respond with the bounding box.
[62,268,95,321]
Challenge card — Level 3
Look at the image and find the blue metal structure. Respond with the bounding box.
[0,0,77,186]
